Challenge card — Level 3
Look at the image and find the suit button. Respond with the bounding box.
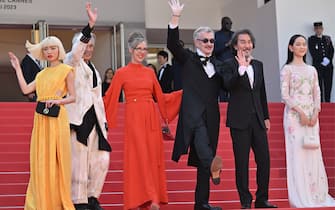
[134,98,137,102]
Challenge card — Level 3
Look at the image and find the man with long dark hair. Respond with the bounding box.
[222,29,277,209]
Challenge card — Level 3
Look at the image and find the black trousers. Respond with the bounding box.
[230,114,270,205]
[316,65,333,102]
[192,124,214,207]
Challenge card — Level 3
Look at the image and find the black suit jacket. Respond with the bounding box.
[157,64,174,93]
[21,54,41,84]
[20,54,41,100]
[168,26,224,166]
[308,35,334,69]
[222,58,269,129]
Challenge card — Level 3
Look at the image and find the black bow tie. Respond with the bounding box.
[198,55,212,66]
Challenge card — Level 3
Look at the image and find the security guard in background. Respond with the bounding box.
[308,21,334,102]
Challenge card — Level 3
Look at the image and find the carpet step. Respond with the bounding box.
[1,139,335,153]
[1,149,334,165]
[0,178,289,194]
[0,199,294,210]
[0,102,334,210]
[2,168,334,184]
[0,188,290,206]
[2,157,333,172]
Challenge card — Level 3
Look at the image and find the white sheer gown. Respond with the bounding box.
[280,64,335,208]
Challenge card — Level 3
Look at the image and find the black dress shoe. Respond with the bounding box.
[241,203,251,209]
[74,203,90,210]
[255,201,277,208]
[88,197,104,210]
[194,203,222,210]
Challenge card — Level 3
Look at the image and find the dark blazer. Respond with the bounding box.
[168,26,224,167]
[308,35,334,69]
[222,58,269,129]
[21,54,41,84]
[157,64,174,93]
[20,54,41,101]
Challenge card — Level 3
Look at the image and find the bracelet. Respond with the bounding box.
[172,14,181,17]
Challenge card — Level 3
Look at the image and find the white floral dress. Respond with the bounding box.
[280,64,335,207]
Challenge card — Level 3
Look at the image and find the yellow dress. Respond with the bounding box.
[24,63,75,210]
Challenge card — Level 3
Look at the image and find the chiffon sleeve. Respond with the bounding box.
[152,70,182,122]
[64,34,87,67]
[280,65,298,108]
[163,90,182,122]
[152,71,169,122]
[103,70,123,128]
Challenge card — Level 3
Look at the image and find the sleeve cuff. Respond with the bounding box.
[80,24,93,43]
[238,66,247,76]
[169,23,178,29]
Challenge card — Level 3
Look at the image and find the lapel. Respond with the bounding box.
[158,65,167,80]
[210,56,219,73]
[251,60,259,89]
[232,59,257,90]
[192,53,208,78]
[82,60,93,82]
[193,52,204,67]
[232,59,251,89]
[90,62,102,85]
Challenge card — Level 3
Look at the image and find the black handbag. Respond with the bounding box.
[35,102,60,117]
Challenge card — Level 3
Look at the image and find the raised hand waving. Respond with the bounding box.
[168,0,184,16]
[86,2,98,28]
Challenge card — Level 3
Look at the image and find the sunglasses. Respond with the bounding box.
[197,38,215,44]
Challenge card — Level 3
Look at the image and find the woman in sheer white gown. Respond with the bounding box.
[280,34,335,208]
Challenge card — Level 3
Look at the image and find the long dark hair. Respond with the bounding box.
[230,29,255,56]
[285,34,307,64]
[103,68,114,82]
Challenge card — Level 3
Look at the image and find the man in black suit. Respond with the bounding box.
[157,50,174,93]
[222,29,277,209]
[21,53,41,101]
[308,21,334,102]
[168,1,223,210]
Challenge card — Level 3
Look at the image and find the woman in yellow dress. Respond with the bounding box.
[8,36,76,210]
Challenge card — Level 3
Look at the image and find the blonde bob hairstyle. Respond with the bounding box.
[25,36,66,61]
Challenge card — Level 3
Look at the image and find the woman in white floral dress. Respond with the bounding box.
[280,34,335,207]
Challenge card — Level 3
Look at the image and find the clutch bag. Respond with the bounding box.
[35,102,60,117]
[302,126,320,149]
[302,135,320,149]
[162,125,174,141]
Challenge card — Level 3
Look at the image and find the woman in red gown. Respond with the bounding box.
[104,32,181,210]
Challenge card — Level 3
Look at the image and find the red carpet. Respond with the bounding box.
[0,102,334,209]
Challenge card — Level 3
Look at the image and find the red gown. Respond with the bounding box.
[104,63,181,209]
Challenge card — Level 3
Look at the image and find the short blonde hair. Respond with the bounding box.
[25,36,66,61]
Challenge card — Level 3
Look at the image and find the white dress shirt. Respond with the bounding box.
[158,63,168,81]
[196,49,216,78]
[238,65,254,88]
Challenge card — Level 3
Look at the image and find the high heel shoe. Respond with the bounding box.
[150,203,160,210]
